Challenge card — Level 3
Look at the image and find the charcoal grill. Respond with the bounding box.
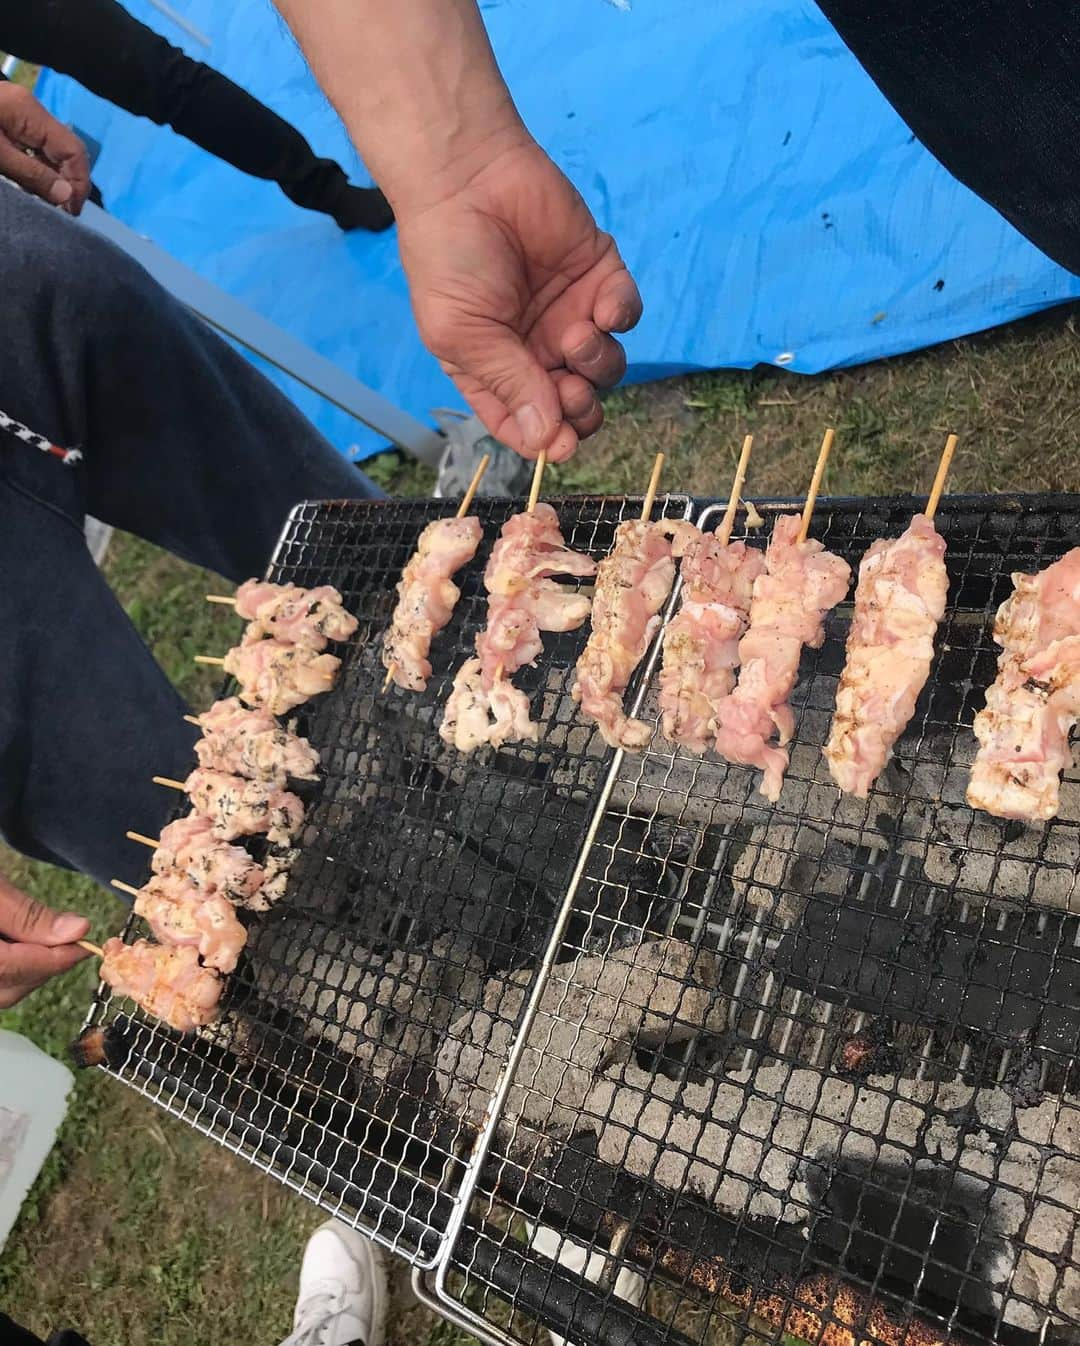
[81,492,1080,1346]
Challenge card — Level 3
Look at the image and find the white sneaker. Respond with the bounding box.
[526,1221,646,1346]
[280,1220,388,1346]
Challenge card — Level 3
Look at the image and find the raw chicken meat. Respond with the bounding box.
[967,548,1080,820]
[713,514,851,801]
[572,518,698,749]
[383,516,483,691]
[223,639,340,715]
[133,873,247,974]
[193,696,319,784]
[100,937,222,1032]
[659,534,765,752]
[824,514,949,796]
[153,812,266,905]
[234,580,357,649]
[184,767,304,845]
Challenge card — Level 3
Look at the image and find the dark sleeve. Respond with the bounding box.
[815,0,1080,274]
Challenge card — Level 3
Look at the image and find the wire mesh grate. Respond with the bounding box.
[83,491,692,1266]
[431,494,1080,1346]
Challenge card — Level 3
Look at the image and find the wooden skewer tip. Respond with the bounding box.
[925,432,958,521]
[526,449,547,515]
[152,776,187,791]
[78,939,105,958]
[798,427,835,543]
[110,878,140,898]
[456,452,491,518]
[205,594,236,606]
[126,830,159,849]
[381,665,396,693]
[194,655,226,666]
[718,434,755,545]
[183,714,201,727]
[640,452,666,521]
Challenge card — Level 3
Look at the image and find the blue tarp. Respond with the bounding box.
[37,0,1080,458]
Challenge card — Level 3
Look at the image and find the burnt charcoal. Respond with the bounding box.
[805,1157,1005,1321]
[1004,1052,1046,1110]
[771,894,1080,1056]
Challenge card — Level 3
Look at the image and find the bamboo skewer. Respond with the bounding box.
[152,776,187,791]
[126,830,159,850]
[925,433,958,521]
[797,428,835,543]
[78,940,105,958]
[526,449,547,516]
[111,879,140,899]
[183,714,201,727]
[640,452,665,522]
[206,594,236,606]
[382,453,492,692]
[194,655,225,667]
[717,435,755,547]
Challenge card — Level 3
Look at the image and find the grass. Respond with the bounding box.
[3,304,1080,1344]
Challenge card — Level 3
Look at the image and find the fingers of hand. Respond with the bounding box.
[553,370,603,440]
[561,320,627,391]
[593,265,643,335]
[0,873,89,946]
[0,84,90,212]
[0,940,90,1008]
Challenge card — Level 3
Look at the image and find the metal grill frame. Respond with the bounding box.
[82,491,1080,1346]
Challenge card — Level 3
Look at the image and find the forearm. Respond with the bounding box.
[273,0,529,212]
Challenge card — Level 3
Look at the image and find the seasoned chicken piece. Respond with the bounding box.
[659,534,765,752]
[967,548,1080,820]
[100,937,222,1032]
[824,514,949,796]
[133,873,247,974]
[153,812,266,904]
[183,767,304,845]
[713,513,851,801]
[440,658,539,752]
[223,639,340,715]
[234,580,358,649]
[383,517,483,691]
[193,696,320,783]
[441,504,595,750]
[572,518,699,749]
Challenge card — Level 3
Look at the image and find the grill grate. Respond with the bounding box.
[84,493,1080,1346]
[84,492,691,1266]
[427,494,1080,1346]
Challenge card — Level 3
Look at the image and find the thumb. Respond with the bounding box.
[0,133,73,207]
[0,874,88,946]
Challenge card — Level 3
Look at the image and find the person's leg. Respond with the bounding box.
[0,1312,91,1345]
[2,0,392,231]
[279,1221,387,1346]
[0,181,383,583]
[0,182,383,885]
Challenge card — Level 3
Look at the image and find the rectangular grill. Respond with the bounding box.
[85,492,1080,1346]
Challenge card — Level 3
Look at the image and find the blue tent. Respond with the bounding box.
[38,0,1080,458]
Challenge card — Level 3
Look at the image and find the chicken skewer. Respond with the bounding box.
[195,641,340,715]
[713,430,852,801]
[112,876,248,975]
[440,453,598,750]
[154,769,304,845]
[571,453,699,749]
[382,453,490,693]
[126,814,267,906]
[659,436,766,752]
[98,937,223,1032]
[966,546,1080,821]
[183,697,320,784]
[206,581,358,650]
[822,435,956,797]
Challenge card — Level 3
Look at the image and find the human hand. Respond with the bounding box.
[0,873,91,1008]
[0,82,90,215]
[396,135,641,462]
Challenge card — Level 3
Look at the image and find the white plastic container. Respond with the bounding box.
[0,1029,73,1250]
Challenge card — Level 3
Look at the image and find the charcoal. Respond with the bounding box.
[583,1060,1080,1331]
[436,937,727,1139]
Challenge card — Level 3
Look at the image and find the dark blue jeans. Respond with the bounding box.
[0,183,381,890]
